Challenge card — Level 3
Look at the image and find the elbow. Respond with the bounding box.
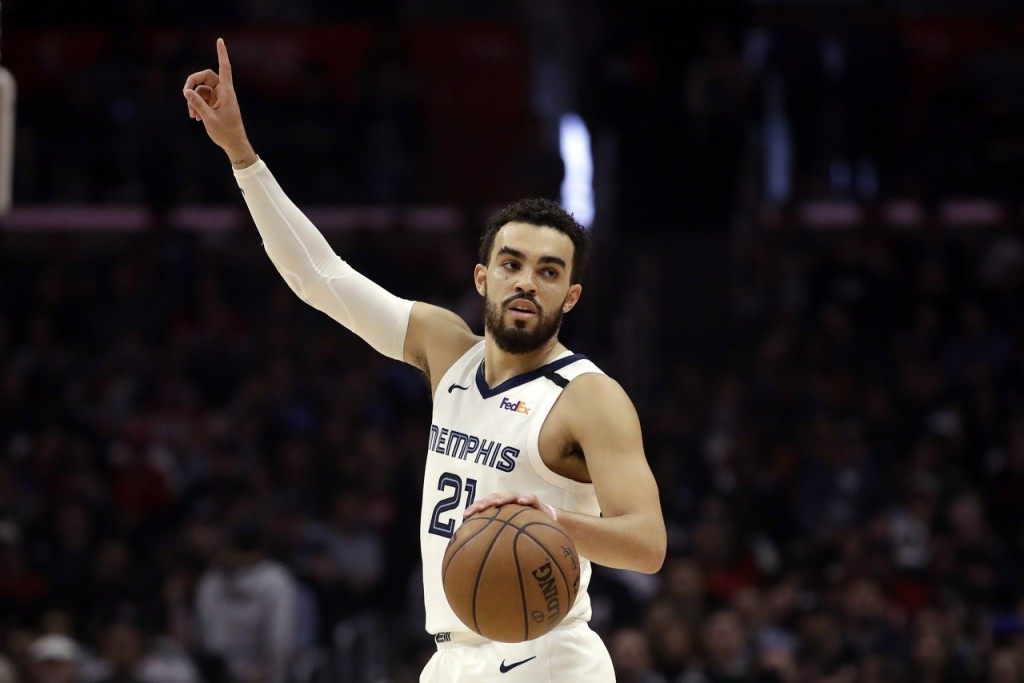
[638,541,667,574]
[628,527,667,574]
[624,518,667,574]
[275,265,312,301]
[283,269,335,310]
[267,252,338,305]
[645,522,668,573]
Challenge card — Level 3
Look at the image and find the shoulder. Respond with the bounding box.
[558,373,640,427]
[405,302,481,388]
[563,371,629,402]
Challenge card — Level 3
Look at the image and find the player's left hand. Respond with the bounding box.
[464,492,558,521]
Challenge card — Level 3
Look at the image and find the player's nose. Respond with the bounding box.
[513,269,539,294]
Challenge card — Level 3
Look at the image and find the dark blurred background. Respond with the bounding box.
[4,1,1024,682]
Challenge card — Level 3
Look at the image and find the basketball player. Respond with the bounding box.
[183,38,666,682]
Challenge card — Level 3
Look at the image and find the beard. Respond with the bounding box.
[483,293,565,355]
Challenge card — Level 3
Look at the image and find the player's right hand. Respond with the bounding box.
[182,38,256,165]
[464,491,559,523]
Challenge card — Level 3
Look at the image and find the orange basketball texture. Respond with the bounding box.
[442,503,581,643]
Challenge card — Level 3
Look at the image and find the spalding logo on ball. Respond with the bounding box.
[442,503,581,643]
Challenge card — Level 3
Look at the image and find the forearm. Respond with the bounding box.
[233,160,413,360]
[555,508,666,574]
[233,159,340,283]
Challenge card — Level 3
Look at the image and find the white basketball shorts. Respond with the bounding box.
[420,619,614,683]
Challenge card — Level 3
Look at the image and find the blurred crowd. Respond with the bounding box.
[5,191,1024,683]
[623,208,1024,683]
[0,225,461,683]
[5,1,1024,683]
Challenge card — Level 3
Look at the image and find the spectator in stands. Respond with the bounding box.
[195,519,299,683]
[608,627,667,683]
[89,619,198,683]
[988,646,1023,683]
[699,608,755,682]
[27,636,80,683]
[792,605,857,682]
[643,609,703,682]
[0,520,48,620]
[307,489,385,623]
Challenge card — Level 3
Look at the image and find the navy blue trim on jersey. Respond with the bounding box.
[543,370,570,388]
[475,354,588,398]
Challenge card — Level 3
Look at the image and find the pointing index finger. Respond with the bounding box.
[216,37,233,85]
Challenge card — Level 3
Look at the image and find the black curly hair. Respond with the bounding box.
[478,198,589,285]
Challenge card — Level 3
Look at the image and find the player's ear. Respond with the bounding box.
[562,284,582,313]
[474,264,487,297]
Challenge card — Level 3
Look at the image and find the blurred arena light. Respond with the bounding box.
[558,113,594,229]
[0,1,14,216]
[0,67,14,215]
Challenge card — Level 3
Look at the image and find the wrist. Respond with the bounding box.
[229,153,258,170]
[225,143,258,170]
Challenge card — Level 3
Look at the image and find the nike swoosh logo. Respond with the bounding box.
[447,383,470,393]
[499,656,536,673]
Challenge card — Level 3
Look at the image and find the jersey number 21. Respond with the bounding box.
[428,472,477,538]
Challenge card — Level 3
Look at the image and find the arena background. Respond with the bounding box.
[3,1,1024,681]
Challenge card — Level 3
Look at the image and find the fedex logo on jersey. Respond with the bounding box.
[499,397,531,415]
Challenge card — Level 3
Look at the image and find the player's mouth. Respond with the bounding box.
[505,298,539,320]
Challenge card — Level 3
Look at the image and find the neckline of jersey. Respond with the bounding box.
[474,353,588,399]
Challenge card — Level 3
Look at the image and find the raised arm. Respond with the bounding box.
[183,39,477,375]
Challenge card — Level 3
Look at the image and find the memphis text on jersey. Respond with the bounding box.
[428,424,520,472]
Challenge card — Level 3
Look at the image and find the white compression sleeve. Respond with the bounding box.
[233,160,414,361]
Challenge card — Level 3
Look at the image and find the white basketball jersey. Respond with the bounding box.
[420,341,604,640]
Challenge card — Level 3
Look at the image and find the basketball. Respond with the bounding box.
[442,503,581,643]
